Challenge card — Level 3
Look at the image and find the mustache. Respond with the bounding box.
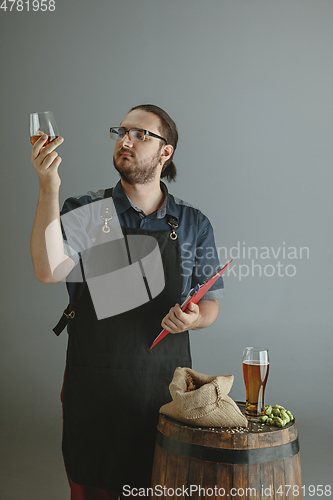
[118,148,135,157]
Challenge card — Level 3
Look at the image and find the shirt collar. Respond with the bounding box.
[112,180,178,220]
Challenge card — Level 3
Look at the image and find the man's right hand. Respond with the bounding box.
[31,131,64,193]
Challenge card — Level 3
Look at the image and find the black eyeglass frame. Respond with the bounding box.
[110,127,167,143]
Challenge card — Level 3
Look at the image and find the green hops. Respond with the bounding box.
[262,404,295,428]
[274,416,284,428]
[280,410,290,423]
[287,410,294,420]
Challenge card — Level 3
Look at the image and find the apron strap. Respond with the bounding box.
[167,215,179,240]
[53,257,86,335]
[53,305,75,336]
[104,187,114,199]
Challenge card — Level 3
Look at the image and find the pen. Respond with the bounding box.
[180,283,200,309]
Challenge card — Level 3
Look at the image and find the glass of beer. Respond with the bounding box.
[242,347,269,420]
[30,111,59,145]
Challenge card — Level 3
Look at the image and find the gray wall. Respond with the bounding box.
[1,0,332,498]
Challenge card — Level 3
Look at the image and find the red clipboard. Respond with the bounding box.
[149,259,233,349]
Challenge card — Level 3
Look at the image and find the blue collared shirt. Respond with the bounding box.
[61,180,224,306]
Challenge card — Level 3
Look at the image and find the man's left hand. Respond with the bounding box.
[161,302,201,334]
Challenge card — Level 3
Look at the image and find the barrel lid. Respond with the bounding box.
[158,402,298,450]
[157,403,299,463]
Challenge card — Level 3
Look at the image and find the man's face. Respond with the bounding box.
[113,109,164,185]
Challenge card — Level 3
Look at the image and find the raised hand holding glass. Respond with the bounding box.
[30,111,59,145]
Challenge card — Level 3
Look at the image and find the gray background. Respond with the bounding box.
[1,0,332,498]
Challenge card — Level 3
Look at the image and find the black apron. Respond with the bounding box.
[60,188,192,491]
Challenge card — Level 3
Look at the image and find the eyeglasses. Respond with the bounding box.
[110,127,167,143]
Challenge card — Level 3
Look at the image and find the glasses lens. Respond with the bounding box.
[129,129,145,141]
[110,127,122,140]
[110,128,146,141]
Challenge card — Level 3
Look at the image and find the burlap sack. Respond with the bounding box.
[159,367,248,428]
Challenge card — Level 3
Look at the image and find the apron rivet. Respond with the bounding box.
[168,221,179,240]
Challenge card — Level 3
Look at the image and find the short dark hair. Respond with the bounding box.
[129,104,178,182]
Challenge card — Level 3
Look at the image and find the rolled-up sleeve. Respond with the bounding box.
[191,213,225,300]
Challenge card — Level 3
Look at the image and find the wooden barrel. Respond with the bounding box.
[151,404,302,499]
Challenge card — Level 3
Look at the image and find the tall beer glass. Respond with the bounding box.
[242,347,269,419]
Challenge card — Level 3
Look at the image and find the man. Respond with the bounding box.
[31,104,224,499]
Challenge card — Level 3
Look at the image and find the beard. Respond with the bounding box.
[113,148,161,185]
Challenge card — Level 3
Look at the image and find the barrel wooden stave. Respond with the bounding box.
[216,462,232,499]
[174,425,192,496]
[163,417,180,496]
[186,458,203,500]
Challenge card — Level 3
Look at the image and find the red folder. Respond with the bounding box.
[150,259,233,349]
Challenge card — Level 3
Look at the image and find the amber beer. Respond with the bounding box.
[30,112,59,149]
[242,347,269,419]
[30,135,59,146]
